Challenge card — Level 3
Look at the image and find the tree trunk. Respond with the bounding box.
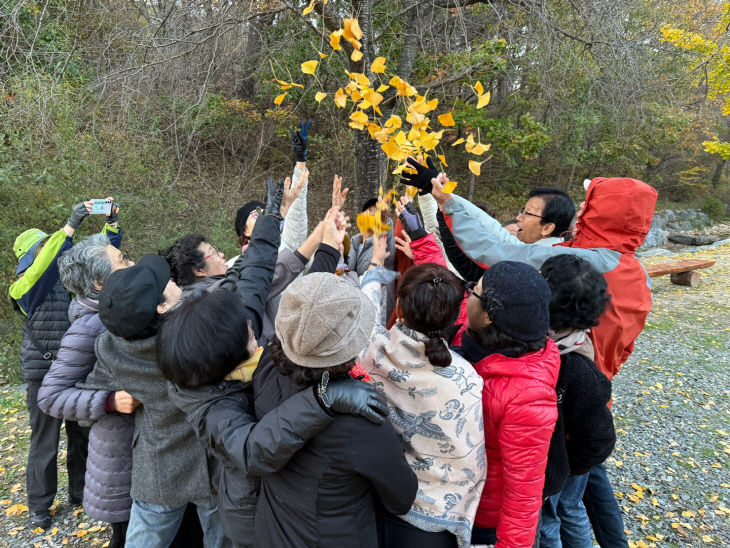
[711,158,726,188]
[238,15,270,99]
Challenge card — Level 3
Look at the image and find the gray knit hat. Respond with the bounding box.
[275,272,376,368]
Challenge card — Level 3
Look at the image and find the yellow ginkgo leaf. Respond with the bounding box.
[381,139,399,159]
[477,91,491,109]
[474,81,484,96]
[343,18,363,41]
[346,71,370,87]
[303,0,316,15]
[451,138,465,146]
[351,49,363,62]
[405,185,419,197]
[330,30,343,50]
[442,180,458,193]
[385,115,402,130]
[470,142,491,155]
[350,110,368,126]
[376,84,390,93]
[274,92,287,105]
[362,89,383,107]
[318,52,328,59]
[371,57,387,73]
[301,60,318,75]
[437,112,455,127]
[334,88,347,108]
[468,160,484,176]
[275,78,292,90]
[438,154,448,167]
[315,92,327,103]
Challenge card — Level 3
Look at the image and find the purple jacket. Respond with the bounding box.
[38,297,133,523]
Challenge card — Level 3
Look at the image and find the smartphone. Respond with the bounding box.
[91,199,113,215]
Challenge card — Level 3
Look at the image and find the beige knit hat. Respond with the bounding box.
[275,272,376,368]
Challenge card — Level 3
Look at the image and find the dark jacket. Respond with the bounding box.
[252,353,418,548]
[80,332,212,507]
[547,351,615,486]
[37,297,134,522]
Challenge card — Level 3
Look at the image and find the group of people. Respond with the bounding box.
[8,123,658,548]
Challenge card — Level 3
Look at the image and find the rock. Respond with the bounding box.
[679,221,692,231]
[665,209,676,222]
[642,224,667,248]
[697,212,712,225]
[686,209,698,220]
[666,222,681,232]
[668,234,695,245]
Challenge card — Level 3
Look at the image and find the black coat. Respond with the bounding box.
[544,352,616,495]
[252,352,418,548]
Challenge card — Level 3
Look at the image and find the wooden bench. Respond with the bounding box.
[645,259,716,287]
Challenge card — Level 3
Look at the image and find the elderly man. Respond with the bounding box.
[9,200,121,530]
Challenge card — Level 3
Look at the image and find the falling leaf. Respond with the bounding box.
[343,18,363,41]
[334,88,347,108]
[315,92,327,103]
[273,92,287,106]
[371,57,387,73]
[405,185,419,197]
[437,112,455,127]
[318,52,328,59]
[330,30,343,50]
[451,138,465,146]
[437,154,448,167]
[384,115,402,130]
[351,49,363,62]
[301,60,318,75]
[473,81,484,95]
[349,110,368,129]
[376,84,390,93]
[470,142,491,155]
[477,91,491,109]
[302,0,316,15]
[468,160,484,176]
[442,180,458,193]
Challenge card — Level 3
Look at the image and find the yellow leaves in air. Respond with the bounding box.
[472,81,491,109]
[356,211,391,235]
[349,110,368,129]
[334,88,347,108]
[438,154,448,167]
[405,185,419,197]
[465,133,491,155]
[351,50,363,62]
[385,115,402,130]
[275,79,303,91]
[468,160,486,176]
[451,138,465,146]
[390,75,416,97]
[347,71,370,88]
[330,30,343,50]
[301,60,318,75]
[437,112,455,127]
[273,92,287,105]
[343,18,363,52]
[371,57,387,73]
[303,0,316,15]
[315,92,327,103]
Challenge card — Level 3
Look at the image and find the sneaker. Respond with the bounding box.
[29,509,52,530]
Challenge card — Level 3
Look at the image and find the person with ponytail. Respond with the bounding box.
[360,236,486,548]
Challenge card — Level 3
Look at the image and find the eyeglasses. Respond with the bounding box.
[202,245,222,261]
[464,280,480,299]
[120,251,131,265]
[249,207,264,219]
[517,208,543,220]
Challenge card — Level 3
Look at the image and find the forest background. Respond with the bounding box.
[2,0,730,383]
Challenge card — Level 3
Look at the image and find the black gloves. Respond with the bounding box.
[291,120,311,163]
[106,203,120,225]
[264,177,285,219]
[399,156,439,196]
[67,202,90,229]
[398,202,428,241]
[324,377,389,425]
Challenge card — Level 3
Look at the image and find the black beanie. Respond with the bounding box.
[235,201,265,236]
[99,254,170,339]
[361,198,378,212]
[479,261,551,343]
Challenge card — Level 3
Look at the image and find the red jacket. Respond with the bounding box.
[473,339,561,547]
[558,177,657,379]
[409,233,469,345]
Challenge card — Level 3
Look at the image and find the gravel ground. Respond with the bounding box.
[0,243,727,547]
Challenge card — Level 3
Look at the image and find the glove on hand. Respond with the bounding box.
[67,202,90,229]
[291,120,311,163]
[264,177,285,219]
[106,203,120,225]
[399,156,438,196]
[398,202,428,241]
[327,377,389,425]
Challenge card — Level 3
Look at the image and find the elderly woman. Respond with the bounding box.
[37,233,137,548]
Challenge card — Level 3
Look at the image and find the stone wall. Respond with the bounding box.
[641,209,713,249]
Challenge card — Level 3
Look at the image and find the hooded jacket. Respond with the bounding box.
[455,337,561,548]
[441,177,657,379]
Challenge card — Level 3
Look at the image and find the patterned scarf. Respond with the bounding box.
[548,328,588,355]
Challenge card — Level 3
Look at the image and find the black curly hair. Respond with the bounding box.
[159,234,207,287]
[540,254,611,331]
[270,337,354,387]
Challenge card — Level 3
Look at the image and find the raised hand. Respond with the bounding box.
[397,201,427,240]
[67,201,91,229]
[322,206,350,249]
[291,120,312,163]
[400,156,439,195]
[264,177,285,219]
[280,170,308,218]
[431,172,453,206]
[394,230,414,260]
[331,175,349,208]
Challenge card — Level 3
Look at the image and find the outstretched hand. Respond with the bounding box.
[400,156,439,195]
[394,230,414,260]
[431,172,452,206]
[321,206,350,249]
[280,170,308,218]
[331,175,349,208]
[264,177,285,219]
[397,199,428,241]
[291,120,311,163]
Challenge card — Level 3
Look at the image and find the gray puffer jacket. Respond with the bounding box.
[37,297,133,523]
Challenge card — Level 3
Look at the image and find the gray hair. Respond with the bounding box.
[59,233,113,299]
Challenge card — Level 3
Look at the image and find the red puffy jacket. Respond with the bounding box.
[474,339,561,547]
[410,233,469,345]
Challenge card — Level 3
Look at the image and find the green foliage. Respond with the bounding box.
[702,195,726,219]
